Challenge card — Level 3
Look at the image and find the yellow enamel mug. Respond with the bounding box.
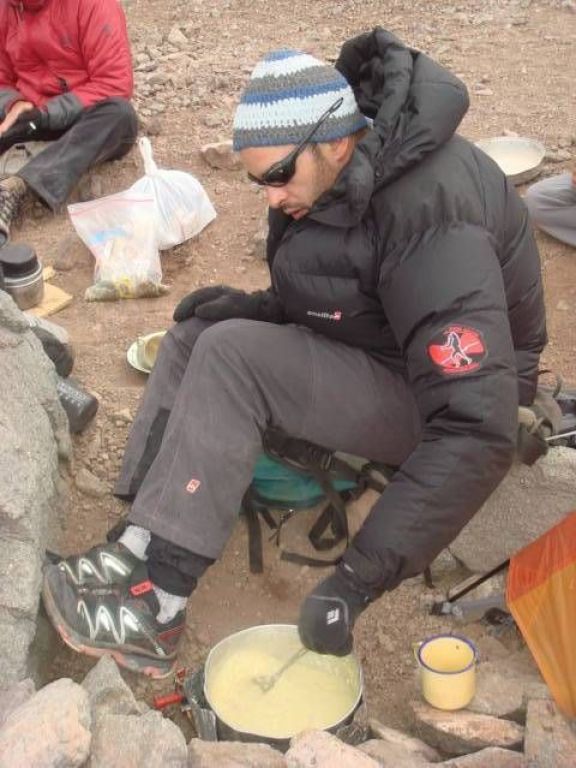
[415,634,477,710]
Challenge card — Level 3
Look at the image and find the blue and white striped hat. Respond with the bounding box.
[233,49,368,151]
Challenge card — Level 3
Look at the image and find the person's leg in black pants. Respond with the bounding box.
[17,98,138,210]
[0,98,138,243]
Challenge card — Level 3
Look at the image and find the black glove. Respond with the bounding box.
[298,565,372,656]
[0,108,49,150]
[173,284,284,324]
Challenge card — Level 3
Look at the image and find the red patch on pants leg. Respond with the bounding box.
[186,478,201,494]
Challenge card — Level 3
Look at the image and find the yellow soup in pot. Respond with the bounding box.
[206,640,361,740]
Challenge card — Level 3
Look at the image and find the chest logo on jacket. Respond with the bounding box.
[306,309,343,322]
[427,325,487,375]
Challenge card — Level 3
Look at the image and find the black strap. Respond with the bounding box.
[242,489,265,574]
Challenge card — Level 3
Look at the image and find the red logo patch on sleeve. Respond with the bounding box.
[427,325,487,375]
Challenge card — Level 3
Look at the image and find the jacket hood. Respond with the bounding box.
[311,28,470,226]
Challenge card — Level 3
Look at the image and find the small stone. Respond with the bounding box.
[440,747,526,767]
[556,300,570,311]
[0,679,91,768]
[188,739,287,767]
[286,730,380,767]
[113,408,132,424]
[474,88,494,96]
[545,149,572,163]
[200,140,243,171]
[203,115,222,128]
[524,699,576,768]
[167,26,188,48]
[54,233,93,272]
[82,656,140,718]
[411,701,524,756]
[147,71,170,87]
[143,117,164,137]
[75,467,108,498]
[368,719,441,762]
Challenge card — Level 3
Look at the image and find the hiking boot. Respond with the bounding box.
[42,562,184,678]
[55,541,140,591]
[0,176,27,245]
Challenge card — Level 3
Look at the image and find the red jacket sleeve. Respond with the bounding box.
[0,6,24,114]
[73,0,133,106]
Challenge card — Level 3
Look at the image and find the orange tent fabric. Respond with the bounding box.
[507,510,576,717]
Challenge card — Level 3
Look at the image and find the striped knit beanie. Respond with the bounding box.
[233,49,368,151]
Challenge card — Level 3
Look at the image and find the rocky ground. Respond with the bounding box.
[6,0,576,752]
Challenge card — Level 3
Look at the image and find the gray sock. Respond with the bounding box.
[153,584,188,624]
[119,525,151,560]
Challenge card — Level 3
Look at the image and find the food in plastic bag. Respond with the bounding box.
[69,192,166,301]
[129,136,216,250]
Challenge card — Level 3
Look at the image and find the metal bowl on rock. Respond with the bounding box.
[475,136,546,185]
[184,624,363,751]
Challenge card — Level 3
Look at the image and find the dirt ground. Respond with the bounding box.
[23,0,576,736]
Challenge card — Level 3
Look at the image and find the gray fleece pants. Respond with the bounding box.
[116,318,421,560]
[524,172,576,247]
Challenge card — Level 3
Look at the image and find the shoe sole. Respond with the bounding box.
[42,573,176,680]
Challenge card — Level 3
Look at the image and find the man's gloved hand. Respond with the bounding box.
[173,284,284,324]
[0,108,49,150]
[298,565,372,656]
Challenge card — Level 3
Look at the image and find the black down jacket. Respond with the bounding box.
[266,28,547,593]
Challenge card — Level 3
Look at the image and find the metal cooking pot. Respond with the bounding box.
[183,624,364,752]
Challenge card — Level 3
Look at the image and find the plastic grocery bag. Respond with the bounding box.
[68,192,166,301]
[129,137,216,250]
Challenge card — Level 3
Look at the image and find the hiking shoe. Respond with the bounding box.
[55,541,140,591]
[42,562,184,678]
[0,176,27,244]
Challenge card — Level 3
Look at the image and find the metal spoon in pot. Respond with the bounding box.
[252,646,309,693]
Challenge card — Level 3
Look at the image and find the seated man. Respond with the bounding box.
[0,0,137,245]
[42,30,546,678]
[524,167,576,247]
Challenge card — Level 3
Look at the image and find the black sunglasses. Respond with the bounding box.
[247,96,344,187]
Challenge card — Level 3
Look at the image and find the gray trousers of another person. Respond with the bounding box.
[116,318,421,578]
[524,172,576,247]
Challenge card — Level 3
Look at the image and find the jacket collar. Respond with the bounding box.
[308,27,469,228]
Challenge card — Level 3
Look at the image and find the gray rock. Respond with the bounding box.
[368,719,441,762]
[358,738,429,766]
[411,702,524,756]
[89,710,187,767]
[0,538,43,616]
[0,616,36,686]
[524,699,576,767]
[0,679,91,768]
[440,747,526,767]
[468,655,548,722]
[286,730,380,767]
[0,678,35,728]
[188,738,287,767]
[75,467,108,498]
[450,450,576,571]
[0,292,68,684]
[82,656,140,718]
[200,141,243,171]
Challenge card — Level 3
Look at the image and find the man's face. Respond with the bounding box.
[240,143,340,220]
